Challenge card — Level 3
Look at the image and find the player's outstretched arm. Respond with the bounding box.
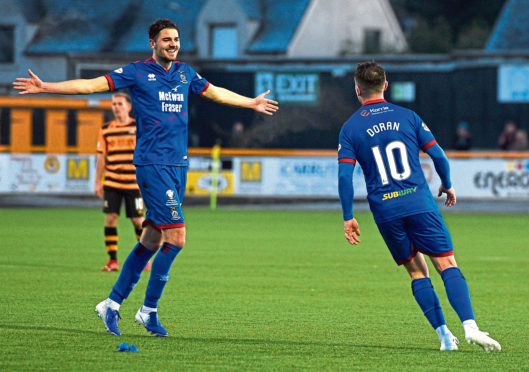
[344,218,361,245]
[438,186,456,207]
[202,84,278,115]
[13,69,109,95]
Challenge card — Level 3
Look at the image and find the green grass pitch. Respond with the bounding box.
[0,207,527,370]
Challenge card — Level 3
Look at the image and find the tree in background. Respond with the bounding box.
[390,0,506,52]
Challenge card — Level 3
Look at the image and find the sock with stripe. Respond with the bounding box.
[105,226,118,260]
[144,242,182,308]
[108,242,155,304]
[441,267,475,322]
[134,227,142,241]
[411,277,446,329]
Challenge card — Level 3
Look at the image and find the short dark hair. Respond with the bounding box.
[148,19,180,40]
[354,61,386,96]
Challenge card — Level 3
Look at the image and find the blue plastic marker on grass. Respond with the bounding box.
[117,342,129,352]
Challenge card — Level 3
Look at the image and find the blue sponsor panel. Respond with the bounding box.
[234,156,367,197]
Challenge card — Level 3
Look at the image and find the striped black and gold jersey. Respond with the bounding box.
[96,118,138,190]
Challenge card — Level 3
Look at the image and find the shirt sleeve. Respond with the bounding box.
[338,162,355,220]
[337,125,356,220]
[187,64,209,95]
[338,126,356,164]
[413,112,437,151]
[104,63,137,92]
[425,144,452,189]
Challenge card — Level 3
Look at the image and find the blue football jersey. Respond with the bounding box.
[105,58,209,166]
[338,99,438,223]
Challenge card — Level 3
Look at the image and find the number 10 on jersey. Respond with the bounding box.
[371,141,411,185]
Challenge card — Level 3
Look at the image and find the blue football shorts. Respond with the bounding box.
[376,211,454,265]
[135,164,187,230]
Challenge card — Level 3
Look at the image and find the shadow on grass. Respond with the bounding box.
[0,323,467,353]
[0,323,102,336]
[171,335,475,353]
[0,261,93,272]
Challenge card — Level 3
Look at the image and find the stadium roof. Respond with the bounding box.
[16,0,47,23]
[486,0,529,51]
[236,0,262,20]
[24,0,207,54]
[20,0,311,55]
[247,0,311,54]
[117,0,207,53]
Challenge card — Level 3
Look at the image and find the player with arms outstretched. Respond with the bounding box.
[14,18,278,337]
[338,61,500,352]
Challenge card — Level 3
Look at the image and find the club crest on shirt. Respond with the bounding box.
[170,206,181,220]
[178,71,188,84]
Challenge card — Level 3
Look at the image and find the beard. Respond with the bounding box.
[156,49,178,63]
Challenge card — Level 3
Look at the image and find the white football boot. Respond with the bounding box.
[438,326,459,351]
[465,328,501,352]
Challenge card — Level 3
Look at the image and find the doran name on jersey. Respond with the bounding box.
[366,121,400,137]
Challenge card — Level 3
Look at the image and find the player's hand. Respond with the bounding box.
[253,90,278,115]
[344,218,361,245]
[438,185,456,207]
[13,69,43,94]
[95,183,103,199]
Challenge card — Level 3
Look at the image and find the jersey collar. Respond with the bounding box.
[362,99,387,106]
[145,57,180,73]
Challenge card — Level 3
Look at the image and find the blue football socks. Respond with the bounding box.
[144,242,182,308]
[109,242,155,304]
[441,267,475,322]
[411,277,446,329]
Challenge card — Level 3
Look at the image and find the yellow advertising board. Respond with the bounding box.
[240,160,262,182]
[186,171,234,196]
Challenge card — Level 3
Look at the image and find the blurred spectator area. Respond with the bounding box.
[2,58,529,151]
[191,60,529,150]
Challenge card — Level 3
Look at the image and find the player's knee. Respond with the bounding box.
[131,217,143,229]
[408,271,428,280]
[431,255,457,274]
[140,224,163,251]
[105,213,119,226]
[167,236,185,248]
[163,227,186,248]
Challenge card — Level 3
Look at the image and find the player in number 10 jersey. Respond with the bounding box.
[338,96,438,224]
[337,61,501,352]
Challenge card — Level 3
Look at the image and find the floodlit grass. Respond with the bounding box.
[0,207,527,371]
